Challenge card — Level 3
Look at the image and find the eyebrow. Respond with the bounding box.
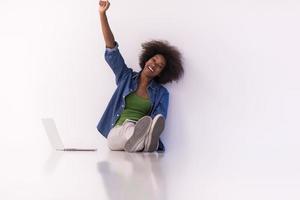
[153,57,165,66]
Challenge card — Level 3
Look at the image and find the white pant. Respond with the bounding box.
[107,119,144,151]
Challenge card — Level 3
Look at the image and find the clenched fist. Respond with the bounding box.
[99,0,110,14]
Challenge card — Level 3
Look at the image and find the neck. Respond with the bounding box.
[138,73,152,89]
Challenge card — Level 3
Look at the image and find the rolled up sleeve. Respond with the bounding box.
[105,41,119,52]
[104,41,132,85]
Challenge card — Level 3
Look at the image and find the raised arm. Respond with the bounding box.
[98,0,116,48]
[98,0,132,85]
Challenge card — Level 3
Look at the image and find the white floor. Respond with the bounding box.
[1,142,300,200]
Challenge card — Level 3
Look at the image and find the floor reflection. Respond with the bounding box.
[43,150,63,173]
[97,151,166,200]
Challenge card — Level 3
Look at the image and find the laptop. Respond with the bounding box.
[41,118,97,151]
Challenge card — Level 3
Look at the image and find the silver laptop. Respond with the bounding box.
[41,118,97,151]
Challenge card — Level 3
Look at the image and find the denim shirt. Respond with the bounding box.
[96,41,169,151]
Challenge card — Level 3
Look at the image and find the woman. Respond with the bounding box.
[97,0,184,152]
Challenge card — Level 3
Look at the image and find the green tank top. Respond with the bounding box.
[115,92,151,126]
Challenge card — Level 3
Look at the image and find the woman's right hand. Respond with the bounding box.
[99,0,110,14]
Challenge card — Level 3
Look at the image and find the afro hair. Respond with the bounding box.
[139,40,184,84]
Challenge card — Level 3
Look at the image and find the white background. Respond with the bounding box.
[0,0,300,199]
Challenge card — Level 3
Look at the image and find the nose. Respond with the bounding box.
[151,63,158,69]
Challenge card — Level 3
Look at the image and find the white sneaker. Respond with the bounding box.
[124,116,152,152]
[144,114,165,152]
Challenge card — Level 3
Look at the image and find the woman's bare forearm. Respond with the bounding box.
[99,12,116,48]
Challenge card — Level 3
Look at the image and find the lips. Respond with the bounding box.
[147,65,154,72]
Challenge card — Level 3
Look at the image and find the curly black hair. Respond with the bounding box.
[139,40,184,84]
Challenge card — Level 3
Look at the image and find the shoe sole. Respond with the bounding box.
[145,116,165,152]
[124,116,152,152]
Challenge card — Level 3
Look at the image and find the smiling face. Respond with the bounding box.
[142,54,167,79]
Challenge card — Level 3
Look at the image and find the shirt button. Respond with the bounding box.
[111,123,114,126]
[121,105,125,108]
[117,114,119,117]
[123,95,125,98]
